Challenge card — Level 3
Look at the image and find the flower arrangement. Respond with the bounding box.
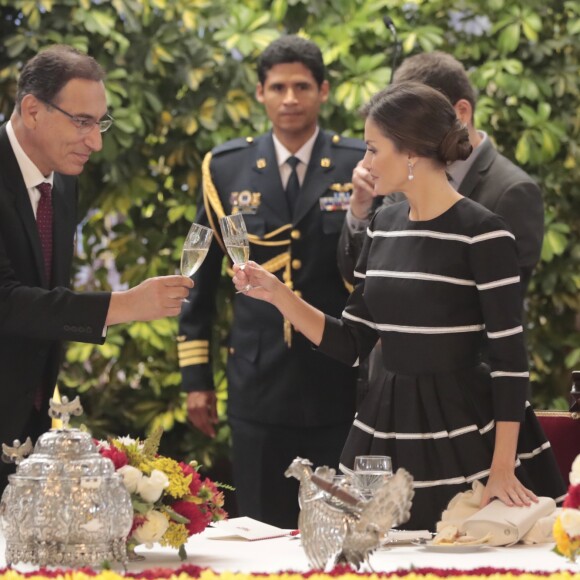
[553,454,580,562]
[96,428,228,560]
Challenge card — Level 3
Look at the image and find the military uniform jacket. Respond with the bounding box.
[178,130,365,427]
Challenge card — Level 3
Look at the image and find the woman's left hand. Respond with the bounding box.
[480,466,539,508]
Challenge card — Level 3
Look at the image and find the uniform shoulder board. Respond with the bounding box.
[212,136,255,156]
[329,133,366,151]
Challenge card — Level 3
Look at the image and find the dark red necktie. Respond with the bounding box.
[36,182,53,286]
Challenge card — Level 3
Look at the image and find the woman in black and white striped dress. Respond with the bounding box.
[232,82,566,530]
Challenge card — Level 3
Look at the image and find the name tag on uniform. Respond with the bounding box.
[320,192,351,212]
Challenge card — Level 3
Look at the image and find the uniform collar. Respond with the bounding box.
[272,127,320,169]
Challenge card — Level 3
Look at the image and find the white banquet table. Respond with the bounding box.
[0,529,578,575]
[127,533,576,574]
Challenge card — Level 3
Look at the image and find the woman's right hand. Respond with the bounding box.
[233,261,283,303]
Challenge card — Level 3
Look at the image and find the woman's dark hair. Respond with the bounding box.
[257,35,325,87]
[16,45,105,112]
[361,82,472,165]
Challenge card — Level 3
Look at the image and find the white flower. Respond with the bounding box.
[116,435,138,447]
[132,510,169,548]
[570,454,580,486]
[137,469,169,503]
[560,509,580,538]
[118,465,143,493]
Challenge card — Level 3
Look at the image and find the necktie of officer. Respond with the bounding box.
[285,156,301,216]
[36,182,53,285]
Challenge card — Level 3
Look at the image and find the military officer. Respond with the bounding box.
[178,35,364,527]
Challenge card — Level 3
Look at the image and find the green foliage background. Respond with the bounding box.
[0,0,579,468]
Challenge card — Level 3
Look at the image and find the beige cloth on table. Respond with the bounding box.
[436,480,559,546]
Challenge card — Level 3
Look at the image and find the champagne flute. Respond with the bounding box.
[219,213,259,293]
[180,223,213,302]
[352,455,393,499]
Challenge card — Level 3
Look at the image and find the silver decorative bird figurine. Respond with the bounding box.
[285,457,414,571]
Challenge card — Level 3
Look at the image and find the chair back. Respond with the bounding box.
[536,371,580,482]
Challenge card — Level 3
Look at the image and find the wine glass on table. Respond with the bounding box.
[180,222,213,302]
[219,213,259,293]
[352,455,393,500]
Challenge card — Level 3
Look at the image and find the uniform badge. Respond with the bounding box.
[320,183,353,212]
[256,158,267,169]
[230,190,262,214]
[320,157,331,168]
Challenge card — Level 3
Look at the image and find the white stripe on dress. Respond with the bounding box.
[477,276,520,290]
[517,441,551,459]
[342,311,485,334]
[375,322,485,334]
[365,270,476,286]
[340,445,553,489]
[490,371,529,378]
[368,228,515,244]
[487,326,523,339]
[352,418,495,440]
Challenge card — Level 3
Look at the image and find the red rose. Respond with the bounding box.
[99,446,128,470]
[172,500,211,535]
[564,484,580,509]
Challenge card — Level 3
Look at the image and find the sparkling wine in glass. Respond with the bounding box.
[180,223,213,301]
[352,455,393,499]
[219,213,258,292]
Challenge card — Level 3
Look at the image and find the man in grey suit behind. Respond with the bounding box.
[337,51,544,401]
[0,45,193,492]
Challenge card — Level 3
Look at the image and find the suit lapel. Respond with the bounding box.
[458,137,496,198]
[251,133,291,223]
[293,131,334,224]
[0,127,46,285]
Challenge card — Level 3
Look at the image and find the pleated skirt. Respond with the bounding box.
[339,363,567,531]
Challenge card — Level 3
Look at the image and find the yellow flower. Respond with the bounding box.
[554,515,580,562]
[145,456,192,499]
[160,521,189,549]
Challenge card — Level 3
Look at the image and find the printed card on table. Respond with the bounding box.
[205,516,295,541]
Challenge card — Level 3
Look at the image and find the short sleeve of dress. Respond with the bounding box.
[469,213,529,422]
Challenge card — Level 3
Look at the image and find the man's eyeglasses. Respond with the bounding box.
[40,99,113,133]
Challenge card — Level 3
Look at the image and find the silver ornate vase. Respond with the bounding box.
[0,397,133,568]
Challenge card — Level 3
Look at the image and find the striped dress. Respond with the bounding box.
[319,197,566,531]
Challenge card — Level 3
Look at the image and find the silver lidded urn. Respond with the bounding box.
[0,396,133,568]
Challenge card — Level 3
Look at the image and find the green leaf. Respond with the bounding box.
[498,23,521,54]
[515,136,530,164]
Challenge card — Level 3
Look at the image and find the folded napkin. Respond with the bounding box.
[436,481,558,546]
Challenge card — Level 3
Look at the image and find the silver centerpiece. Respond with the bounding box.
[0,396,133,568]
[285,457,415,571]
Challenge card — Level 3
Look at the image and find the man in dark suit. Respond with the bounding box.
[0,45,192,491]
[178,35,364,527]
[337,51,544,401]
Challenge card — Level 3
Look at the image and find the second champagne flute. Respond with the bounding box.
[219,213,258,292]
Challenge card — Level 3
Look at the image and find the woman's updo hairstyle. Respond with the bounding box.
[361,82,472,165]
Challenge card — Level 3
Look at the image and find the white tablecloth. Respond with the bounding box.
[130,533,575,574]
[1,530,577,574]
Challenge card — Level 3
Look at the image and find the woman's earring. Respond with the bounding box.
[407,160,415,181]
